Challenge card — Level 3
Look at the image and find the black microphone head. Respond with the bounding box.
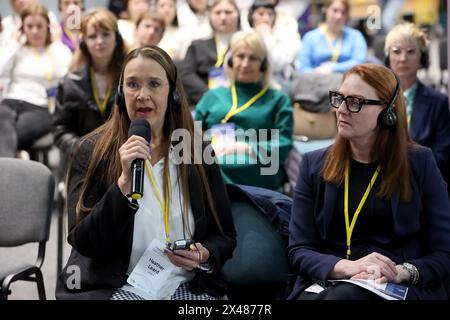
[128,119,151,143]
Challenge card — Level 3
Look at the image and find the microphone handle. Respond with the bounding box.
[130,158,145,200]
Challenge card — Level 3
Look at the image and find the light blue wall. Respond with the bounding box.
[1,0,109,19]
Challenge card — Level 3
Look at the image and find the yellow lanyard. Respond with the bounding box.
[145,160,171,245]
[214,35,227,68]
[321,25,343,63]
[31,47,54,84]
[64,25,78,44]
[221,83,270,123]
[31,47,55,109]
[344,161,381,259]
[90,68,112,116]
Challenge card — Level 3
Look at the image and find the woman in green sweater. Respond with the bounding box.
[195,30,293,190]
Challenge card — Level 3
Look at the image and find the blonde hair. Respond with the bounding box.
[384,22,429,56]
[224,30,271,85]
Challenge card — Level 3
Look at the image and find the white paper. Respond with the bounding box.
[330,279,409,300]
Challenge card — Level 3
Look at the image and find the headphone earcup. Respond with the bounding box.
[115,86,125,111]
[260,58,268,72]
[384,54,390,68]
[420,51,429,69]
[80,40,88,53]
[171,88,181,108]
[377,107,397,130]
[228,56,233,68]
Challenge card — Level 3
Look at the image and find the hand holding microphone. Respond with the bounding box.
[118,119,151,197]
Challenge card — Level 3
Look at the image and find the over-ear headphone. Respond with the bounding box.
[377,70,400,130]
[227,55,268,72]
[384,50,429,69]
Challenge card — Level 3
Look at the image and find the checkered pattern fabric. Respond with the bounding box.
[109,283,226,300]
[110,288,145,300]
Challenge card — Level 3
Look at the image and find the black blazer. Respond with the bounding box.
[179,38,218,106]
[53,66,115,159]
[410,81,450,187]
[55,138,236,300]
[287,146,450,300]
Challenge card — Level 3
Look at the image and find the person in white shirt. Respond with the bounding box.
[0,3,71,157]
[155,0,190,61]
[117,0,150,46]
[55,45,236,300]
[177,0,212,41]
[248,0,300,90]
[132,11,165,49]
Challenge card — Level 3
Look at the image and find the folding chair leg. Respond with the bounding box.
[35,269,46,300]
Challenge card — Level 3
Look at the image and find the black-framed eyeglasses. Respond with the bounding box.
[329,91,385,113]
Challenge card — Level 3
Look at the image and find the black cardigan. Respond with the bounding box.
[56,138,236,300]
[53,66,115,159]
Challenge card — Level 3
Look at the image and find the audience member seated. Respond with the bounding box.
[248,0,300,90]
[117,0,150,46]
[0,3,71,158]
[59,0,85,53]
[287,63,450,300]
[132,11,164,49]
[155,0,190,62]
[53,8,127,162]
[180,0,240,106]
[56,46,236,300]
[195,30,293,191]
[177,0,212,41]
[297,0,367,74]
[384,22,450,195]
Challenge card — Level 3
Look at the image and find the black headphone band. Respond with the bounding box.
[387,71,400,110]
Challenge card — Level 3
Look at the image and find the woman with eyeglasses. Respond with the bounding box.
[385,23,450,196]
[287,63,450,300]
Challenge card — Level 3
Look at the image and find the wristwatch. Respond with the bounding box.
[197,256,215,273]
[402,262,419,285]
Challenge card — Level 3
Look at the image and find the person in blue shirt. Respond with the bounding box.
[297,0,367,74]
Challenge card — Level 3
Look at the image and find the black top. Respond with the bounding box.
[329,159,393,258]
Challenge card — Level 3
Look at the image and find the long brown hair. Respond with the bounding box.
[21,3,52,46]
[74,46,226,236]
[70,8,127,88]
[322,63,414,202]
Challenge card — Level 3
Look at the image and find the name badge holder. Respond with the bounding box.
[207,67,227,89]
[127,239,178,299]
[210,122,236,151]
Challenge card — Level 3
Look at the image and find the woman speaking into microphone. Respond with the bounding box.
[56,46,236,300]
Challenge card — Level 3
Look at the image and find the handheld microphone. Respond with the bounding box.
[128,119,151,200]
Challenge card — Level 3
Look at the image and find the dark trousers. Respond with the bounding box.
[0,103,17,157]
[1,99,52,152]
[298,282,418,300]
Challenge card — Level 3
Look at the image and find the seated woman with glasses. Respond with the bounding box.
[287,63,450,300]
[384,23,450,196]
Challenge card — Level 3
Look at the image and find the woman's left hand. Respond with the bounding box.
[351,264,410,284]
[165,242,210,271]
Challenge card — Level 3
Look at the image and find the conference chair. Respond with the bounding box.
[0,158,55,300]
[223,195,289,300]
